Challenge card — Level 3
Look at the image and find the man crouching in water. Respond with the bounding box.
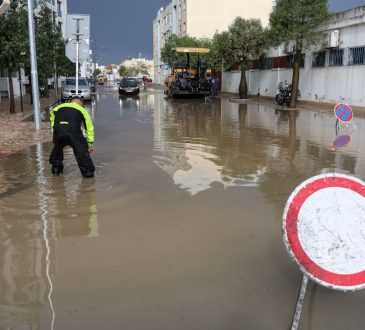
[49,97,95,178]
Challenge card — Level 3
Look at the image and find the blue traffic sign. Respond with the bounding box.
[334,103,353,122]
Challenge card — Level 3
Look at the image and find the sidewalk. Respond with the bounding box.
[221,93,365,115]
[0,90,58,155]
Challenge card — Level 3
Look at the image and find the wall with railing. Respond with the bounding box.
[222,6,365,107]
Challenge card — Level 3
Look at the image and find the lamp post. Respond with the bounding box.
[27,0,41,130]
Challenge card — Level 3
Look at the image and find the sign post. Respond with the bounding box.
[27,0,41,130]
[66,14,90,97]
[283,173,365,328]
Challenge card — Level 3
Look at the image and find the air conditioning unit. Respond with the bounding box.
[323,30,340,48]
[283,42,294,54]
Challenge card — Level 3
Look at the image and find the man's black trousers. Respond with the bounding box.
[49,133,95,177]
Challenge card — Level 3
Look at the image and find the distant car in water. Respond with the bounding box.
[119,78,140,95]
[61,77,91,101]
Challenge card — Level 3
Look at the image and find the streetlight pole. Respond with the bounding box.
[27,0,41,130]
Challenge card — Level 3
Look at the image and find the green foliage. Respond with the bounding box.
[118,65,135,77]
[228,18,267,67]
[212,18,267,98]
[269,0,329,50]
[269,0,329,107]
[94,68,102,77]
[119,63,151,77]
[0,0,28,71]
[0,0,28,112]
[161,35,198,65]
[54,37,75,77]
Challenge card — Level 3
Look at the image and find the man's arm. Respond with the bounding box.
[80,107,95,147]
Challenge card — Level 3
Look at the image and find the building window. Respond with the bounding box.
[348,46,365,65]
[259,57,272,70]
[312,51,326,67]
[286,54,305,68]
[329,48,344,66]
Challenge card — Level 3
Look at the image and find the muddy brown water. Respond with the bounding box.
[1,88,365,329]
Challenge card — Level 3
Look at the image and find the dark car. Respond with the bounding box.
[119,78,140,95]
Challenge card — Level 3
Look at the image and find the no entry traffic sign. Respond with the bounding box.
[334,103,353,122]
[283,173,365,291]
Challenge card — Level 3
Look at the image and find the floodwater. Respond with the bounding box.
[1,86,365,329]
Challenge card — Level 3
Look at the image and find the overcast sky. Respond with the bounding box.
[68,0,365,65]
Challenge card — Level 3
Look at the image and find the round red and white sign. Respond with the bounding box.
[283,173,365,291]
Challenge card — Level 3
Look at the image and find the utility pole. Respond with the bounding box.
[27,0,41,130]
[73,18,83,97]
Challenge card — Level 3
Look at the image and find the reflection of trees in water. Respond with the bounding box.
[0,145,98,328]
[157,98,364,205]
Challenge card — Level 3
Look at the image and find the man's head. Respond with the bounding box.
[71,97,84,107]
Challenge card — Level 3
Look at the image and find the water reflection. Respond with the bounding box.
[154,97,365,197]
[0,144,99,329]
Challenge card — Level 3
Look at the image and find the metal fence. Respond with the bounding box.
[312,51,326,67]
[329,49,344,67]
[348,46,365,65]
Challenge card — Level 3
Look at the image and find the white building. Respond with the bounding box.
[45,0,68,38]
[223,5,365,107]
[153,0,273,84]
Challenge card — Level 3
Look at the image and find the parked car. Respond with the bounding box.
[119,78,140,95]
[61,77,91,101]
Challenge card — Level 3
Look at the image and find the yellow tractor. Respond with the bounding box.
[165,47,212,98]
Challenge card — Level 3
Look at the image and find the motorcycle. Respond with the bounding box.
[275,81,292,106]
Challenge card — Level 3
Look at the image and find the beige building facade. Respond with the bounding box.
[153,0,273,84]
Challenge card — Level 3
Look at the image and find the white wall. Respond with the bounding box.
[223,60,365,106]
[223,6,365,107]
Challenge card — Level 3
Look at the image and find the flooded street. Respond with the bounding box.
[1,86,365,329]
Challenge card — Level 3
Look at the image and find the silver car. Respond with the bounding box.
[61,77,91,101]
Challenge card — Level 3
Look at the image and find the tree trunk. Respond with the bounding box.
[239,65,248,99]
[289,49,302,108]
[45,83,49,98]
[8,71,15,114]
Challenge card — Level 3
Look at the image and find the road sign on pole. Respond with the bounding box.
[334,103,353,123]
[0,0,10,15]
[66,14,90,97]
[284,173,365,329]
[284,173,365,291]
[66,40,90,63]
[66,14,90,40]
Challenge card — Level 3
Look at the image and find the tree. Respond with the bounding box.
[118,65,135,77]
[35,1,60,96]
[161,35,197,66]
[218,18,267,99]
[137,63,149,76]
[270,0,329,107]
[94,68,101,77]
[54,37,75,78]
[0,0,28,113]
